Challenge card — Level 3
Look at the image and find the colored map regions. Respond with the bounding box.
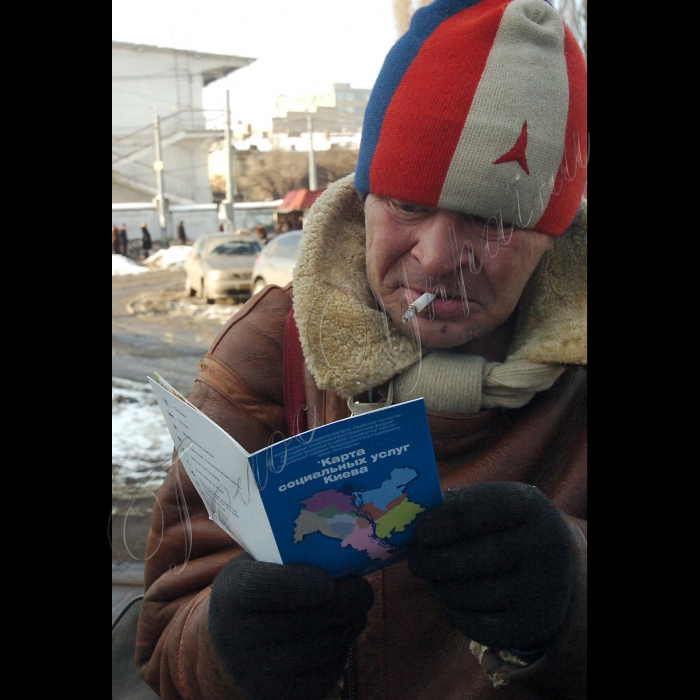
[293,468,426,562]
[302,490,355,514]
[375,496,426,539]
[354,467,419,510]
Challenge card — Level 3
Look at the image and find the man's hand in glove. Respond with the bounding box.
[208,553,374,700]
[406,482,573,654]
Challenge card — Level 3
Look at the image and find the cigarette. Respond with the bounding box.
[402,292,436,323]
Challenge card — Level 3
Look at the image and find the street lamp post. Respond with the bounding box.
[219,90,237,231]
[153,114,168,245]
[307,113,318,191]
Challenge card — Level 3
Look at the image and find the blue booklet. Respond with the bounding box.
[149,373,443,578]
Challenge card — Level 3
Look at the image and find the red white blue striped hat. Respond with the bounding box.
[356,0,587,236]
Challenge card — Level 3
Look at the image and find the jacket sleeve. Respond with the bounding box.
[470,516,587,699]
[468,367,588,699]
[136,284,293,700]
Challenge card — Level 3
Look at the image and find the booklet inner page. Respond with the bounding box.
[148,377,282,564]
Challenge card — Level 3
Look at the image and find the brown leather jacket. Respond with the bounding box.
[136,283,587,700]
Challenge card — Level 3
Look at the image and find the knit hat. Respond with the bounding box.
[355,0,587,236]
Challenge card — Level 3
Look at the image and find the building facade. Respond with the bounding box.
[112,41,254,205]
[272,82,370,135]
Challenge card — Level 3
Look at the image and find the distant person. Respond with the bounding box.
[218,224,225,232]
[177,221,187,246]
[141,222,153,260]
[120,224,129,258]
[112,225,122,255]
[254,224,268,244]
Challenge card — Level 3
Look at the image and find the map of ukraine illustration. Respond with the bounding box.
[293,468,425,560]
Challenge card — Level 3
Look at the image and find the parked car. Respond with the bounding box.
[251,230,303,295]
[184,233,262,303]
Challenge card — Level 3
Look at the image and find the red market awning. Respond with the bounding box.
[277,188,325,213]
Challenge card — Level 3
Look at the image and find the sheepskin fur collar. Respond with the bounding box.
[292,174,586,399]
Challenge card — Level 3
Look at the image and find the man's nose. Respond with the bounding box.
[410,213,470,276]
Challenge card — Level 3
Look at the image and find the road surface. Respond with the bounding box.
[112,268,241,395]
[112,267,244,617]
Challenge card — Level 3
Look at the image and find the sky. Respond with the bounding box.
[112,0,400,128]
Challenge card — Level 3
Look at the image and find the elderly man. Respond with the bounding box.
[136,1,587,699]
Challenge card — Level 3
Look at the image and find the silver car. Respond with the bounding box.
[251,230,303,295]
[184,234,262,303]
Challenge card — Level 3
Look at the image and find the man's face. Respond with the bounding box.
[364,195,555,349]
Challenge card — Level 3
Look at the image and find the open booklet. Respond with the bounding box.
[148,372,443,578]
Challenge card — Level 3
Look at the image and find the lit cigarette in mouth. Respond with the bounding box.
[402,292,436,323]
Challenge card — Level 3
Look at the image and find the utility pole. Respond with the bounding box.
[153,114,168,245]
[218,90,236,231]
[307,113,318,191]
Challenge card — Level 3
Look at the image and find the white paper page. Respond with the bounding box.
[152,372,196,409]
[148,377,282,564]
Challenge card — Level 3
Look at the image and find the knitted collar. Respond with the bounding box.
[292,174,586,400]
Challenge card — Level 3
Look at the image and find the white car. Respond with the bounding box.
[251,230,303,295]
[184,233,262,303]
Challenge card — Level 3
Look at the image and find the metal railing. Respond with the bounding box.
[112,109,225,164]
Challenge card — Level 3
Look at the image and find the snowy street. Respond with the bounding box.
[112,249,245,565]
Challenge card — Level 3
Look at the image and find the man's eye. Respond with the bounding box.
[471,215,494,229]
[470,215,504,239]
[387,199,434,216]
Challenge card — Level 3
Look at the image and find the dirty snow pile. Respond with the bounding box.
[112,377,174,494]
[112,246,192,276]
[157,298,244,324]
[144,245,192,270]
[112,254,149,276]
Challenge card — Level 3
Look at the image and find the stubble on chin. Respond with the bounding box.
[395,314,485,350]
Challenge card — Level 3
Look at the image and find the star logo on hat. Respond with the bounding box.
[493,121,530,175]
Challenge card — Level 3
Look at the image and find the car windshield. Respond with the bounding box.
[208,240,261,256]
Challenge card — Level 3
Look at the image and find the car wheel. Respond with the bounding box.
[203,281,215,304]
[252,277,267,295]
[186,278,196,297]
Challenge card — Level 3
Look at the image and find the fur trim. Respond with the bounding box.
[293,174,586,398]
[507,201,587,365]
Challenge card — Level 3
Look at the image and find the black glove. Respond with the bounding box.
[406,482,573,653]
[209,553,374,700]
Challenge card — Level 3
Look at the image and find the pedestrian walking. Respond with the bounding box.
[112,225,122,255]
[254,224,268,245]
[141,222,153,260]
[177,221,187,246]
[120,224,129,258]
